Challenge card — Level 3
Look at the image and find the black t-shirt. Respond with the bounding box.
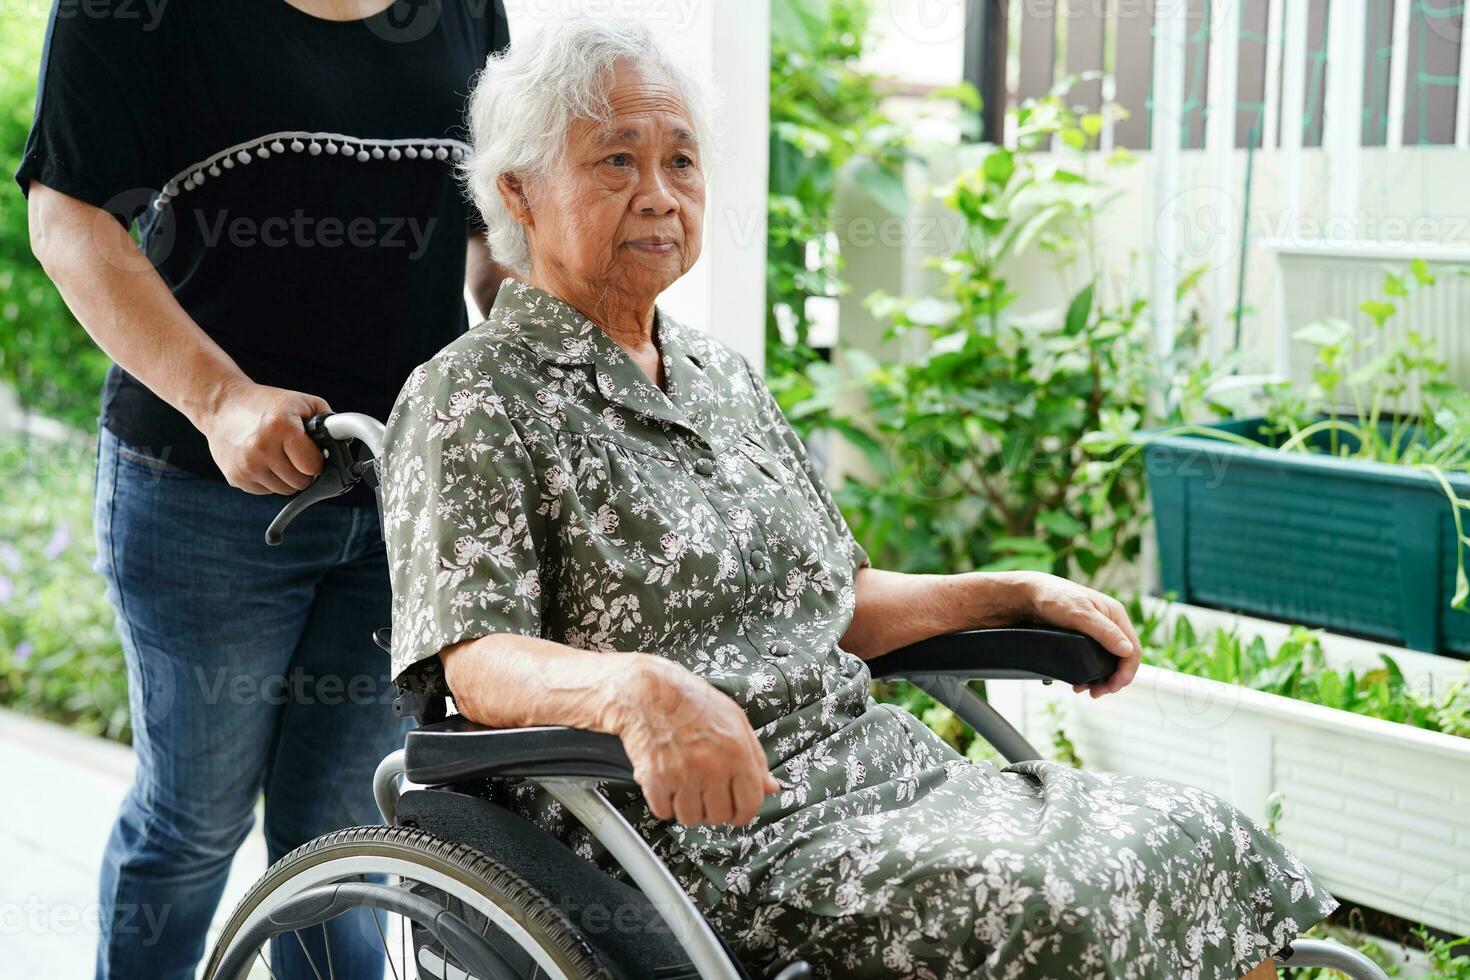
[16,0,508,505]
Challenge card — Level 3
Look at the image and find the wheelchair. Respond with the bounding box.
[202,411,1391,980]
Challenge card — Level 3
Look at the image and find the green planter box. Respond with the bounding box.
[1143,418,1470,658]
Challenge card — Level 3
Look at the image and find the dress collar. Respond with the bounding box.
[486,277,712,439]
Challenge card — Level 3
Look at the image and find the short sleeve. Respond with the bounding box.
[743,357,872,573]
[380,360,546,682]
[14,1,170,227]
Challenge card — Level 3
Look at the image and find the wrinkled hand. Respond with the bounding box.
[614,657,780,827]
[195,380,331,495]
[1014,572,1142,697]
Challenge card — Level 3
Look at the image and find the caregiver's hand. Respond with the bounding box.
[1012,572,1143,698]
[614,657,781,827]
[196,379,332,495]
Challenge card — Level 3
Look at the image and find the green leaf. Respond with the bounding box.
[988,536,1054,556]
[1063,284,1094,336]
[770,0,828,53]
[982,147,1015,187]
[1037,510,1086,537]
[1359,298,1396,327]
[1293,317,1353,347]
[996,203,1065,263]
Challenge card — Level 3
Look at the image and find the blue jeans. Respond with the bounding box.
[91,426,409,980]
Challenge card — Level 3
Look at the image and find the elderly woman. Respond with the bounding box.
[381,19,1334,980]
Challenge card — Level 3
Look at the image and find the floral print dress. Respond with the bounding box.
[380,278,1337,979]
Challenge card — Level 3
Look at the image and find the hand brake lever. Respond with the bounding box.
[264,413,359,545]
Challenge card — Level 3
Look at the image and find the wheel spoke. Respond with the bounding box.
[321,923,335,980]
[293,930,326,980]
[254,946,279,979]
[367,899,400,980]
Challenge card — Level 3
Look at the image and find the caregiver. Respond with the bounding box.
[17,2,512,978]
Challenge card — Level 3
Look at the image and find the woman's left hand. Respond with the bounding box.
[1012,572,1142,698]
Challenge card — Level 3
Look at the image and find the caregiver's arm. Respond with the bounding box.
[27,183,328,495]
[840,568,1143,697]
[441,634,780,826]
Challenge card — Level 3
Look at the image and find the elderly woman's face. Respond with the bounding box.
[515,60,705,302]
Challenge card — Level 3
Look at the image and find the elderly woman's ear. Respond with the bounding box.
[496,172,533,227]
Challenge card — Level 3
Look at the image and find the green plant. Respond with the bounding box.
[1089,262,1470,611]
[829,85,1165,578]
[766,0,908,423]
[0,6,110,430]
[1267,263,1470,608]
[1043,699,1081,768]
[1129,597,1470,738]
[1414,928,1470,979]
[0,436,128,741]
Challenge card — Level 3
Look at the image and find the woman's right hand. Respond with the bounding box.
[613,657,781,827]
[195,379,333,495]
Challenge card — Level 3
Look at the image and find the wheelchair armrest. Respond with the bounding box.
[404,715,635,786]
[867,627,1118,686]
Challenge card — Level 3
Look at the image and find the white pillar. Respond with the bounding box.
[1150,0,1189,367]
[1279,0,1308,229]
[504,1,771,371]
[1324,0,1365,225]
[1387,0,1410,150]
[1205,0,1241,359]
[1262,0,1284,151]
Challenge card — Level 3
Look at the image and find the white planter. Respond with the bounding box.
[985,665,1470,935]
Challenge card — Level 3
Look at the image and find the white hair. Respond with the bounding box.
[462,17,717,275]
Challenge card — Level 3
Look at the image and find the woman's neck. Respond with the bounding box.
[530,271,657,350]
[527,269,666,391]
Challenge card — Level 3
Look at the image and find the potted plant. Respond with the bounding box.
[1092,262,1470,655]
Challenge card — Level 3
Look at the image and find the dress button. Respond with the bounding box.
[750,549,769,569]
[769,640,793,658]
[693,457,715,477]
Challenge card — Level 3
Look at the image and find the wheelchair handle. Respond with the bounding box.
[264,411,387,546]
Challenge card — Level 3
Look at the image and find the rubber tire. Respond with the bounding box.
[202,824,617,980]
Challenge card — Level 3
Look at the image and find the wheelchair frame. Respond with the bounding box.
[228,411,1392,980]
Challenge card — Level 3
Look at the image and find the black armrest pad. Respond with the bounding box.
[867,627,1118,686]
[404,716,634,785]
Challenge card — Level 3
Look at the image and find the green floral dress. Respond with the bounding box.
[381,278,1337,979]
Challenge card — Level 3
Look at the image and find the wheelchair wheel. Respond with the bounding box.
[203,824,616,980]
